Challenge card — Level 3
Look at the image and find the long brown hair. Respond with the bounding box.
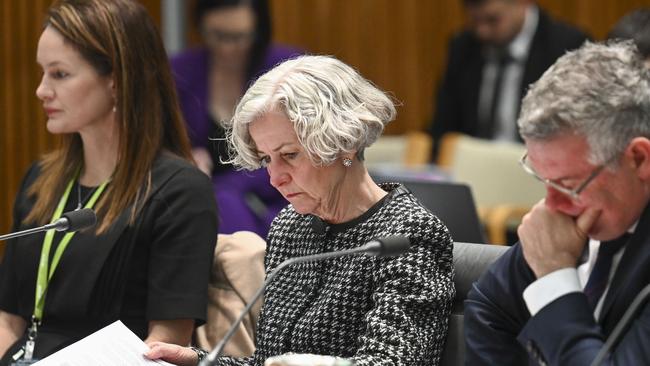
[25,0,192,233]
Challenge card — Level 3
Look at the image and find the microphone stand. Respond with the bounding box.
[199,244,377,366]
[0,208,97,241]
[590,283,650,366]
[0,221,67,241]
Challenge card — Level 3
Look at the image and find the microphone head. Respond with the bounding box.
[366,236,411,257]
[60,208,97,232]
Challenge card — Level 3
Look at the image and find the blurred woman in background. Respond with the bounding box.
[171,0,301,238]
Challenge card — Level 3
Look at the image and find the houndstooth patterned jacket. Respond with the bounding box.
[216,183,454,366]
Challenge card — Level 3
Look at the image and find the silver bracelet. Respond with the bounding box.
[190,346,209,364]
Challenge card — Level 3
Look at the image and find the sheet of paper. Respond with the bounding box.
[34,320,174,366]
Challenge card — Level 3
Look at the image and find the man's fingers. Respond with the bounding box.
[576,207,601,238]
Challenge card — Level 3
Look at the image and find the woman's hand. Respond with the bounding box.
[144,341,198,366]
[0,311,26,357]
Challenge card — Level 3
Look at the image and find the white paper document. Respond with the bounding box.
[34,320,174,365]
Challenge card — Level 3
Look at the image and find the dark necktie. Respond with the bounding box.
[484,51,513,138]
[583,234,630,310]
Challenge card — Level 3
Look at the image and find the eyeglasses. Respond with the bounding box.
[202,29,255,45]
[519,152,610,200]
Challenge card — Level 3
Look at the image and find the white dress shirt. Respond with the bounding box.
[523,223,637,320]
[478,5,539,142]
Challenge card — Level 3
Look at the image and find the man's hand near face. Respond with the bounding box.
[518,199,601,278]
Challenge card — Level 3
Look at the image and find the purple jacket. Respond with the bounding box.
[171,45,301,148]
[170,45,302,237]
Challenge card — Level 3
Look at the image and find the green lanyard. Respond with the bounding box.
[33,177,109,321]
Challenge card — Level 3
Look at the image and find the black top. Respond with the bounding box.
[218,183,455,366]
[0,153,218,362]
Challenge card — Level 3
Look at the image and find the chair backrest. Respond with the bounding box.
[447,134,545,208]
[439,242,509,366]
[400,180,486,243]
[371,173,485,243]
[363,131,433,168]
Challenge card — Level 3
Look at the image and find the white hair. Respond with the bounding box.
[518,40,650,165]
[223,55,396,170]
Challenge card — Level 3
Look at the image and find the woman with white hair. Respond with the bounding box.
[147,55,454,366]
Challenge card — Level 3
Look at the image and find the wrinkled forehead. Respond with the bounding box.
[525,133,593,173]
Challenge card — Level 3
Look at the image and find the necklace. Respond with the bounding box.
[76,182,96,210]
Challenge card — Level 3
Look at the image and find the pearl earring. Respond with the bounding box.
[342,157,353,167]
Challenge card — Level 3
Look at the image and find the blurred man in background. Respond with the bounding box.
[429,0,588,160]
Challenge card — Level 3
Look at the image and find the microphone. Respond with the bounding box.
[199,235,411,366]
[362,235,411,257]
[59,208,97,232]
[0,208,97,241]
[590,283,650,366]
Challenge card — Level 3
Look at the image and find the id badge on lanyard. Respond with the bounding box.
[12,176,108,363]
[10,317,39,365]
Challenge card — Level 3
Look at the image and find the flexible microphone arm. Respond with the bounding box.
[0,208,97,241]
[199,236,410,366]
[590,283,650,366]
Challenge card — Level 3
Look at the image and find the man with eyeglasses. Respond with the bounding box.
[465,40,650,365]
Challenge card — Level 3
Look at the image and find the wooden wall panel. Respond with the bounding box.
[0,0,55,258]
[0,0,161,257]
[539,0,650,40]
[269,0,650,137]
[269,0,466,135]
[2,0,650,256]
[139,0,162,26]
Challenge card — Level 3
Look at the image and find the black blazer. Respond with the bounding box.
[464,203,650,365]
[0,153,218,362]
[429,9,588,159]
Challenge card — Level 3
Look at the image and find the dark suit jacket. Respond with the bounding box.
[464,203,650,365]
[429,9,588,160]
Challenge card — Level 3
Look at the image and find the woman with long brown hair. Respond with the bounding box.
[0,0,218,363]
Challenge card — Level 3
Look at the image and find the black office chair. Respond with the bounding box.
[371,175,487,243]
[439,242,509,366]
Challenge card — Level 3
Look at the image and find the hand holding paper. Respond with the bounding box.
[33,321,174,366]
